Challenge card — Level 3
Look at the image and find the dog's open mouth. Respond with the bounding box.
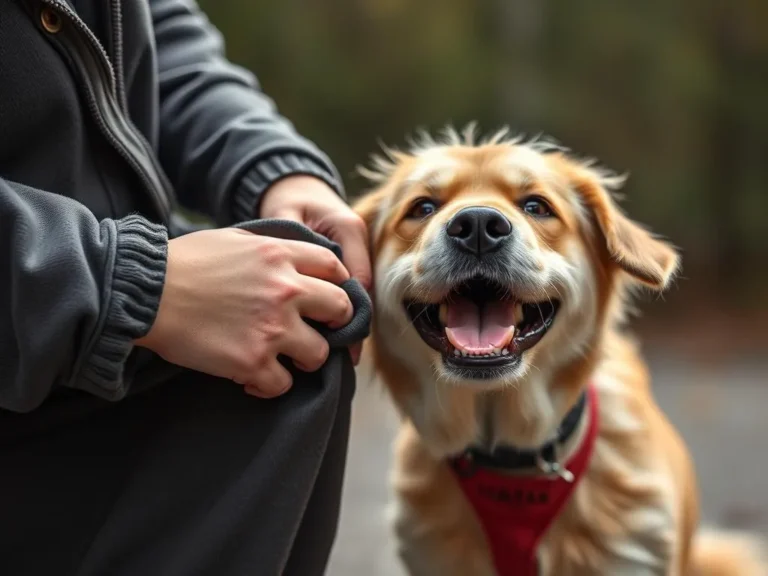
[404,277,560,374]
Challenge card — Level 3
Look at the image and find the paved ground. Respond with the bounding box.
[327,353,768,576]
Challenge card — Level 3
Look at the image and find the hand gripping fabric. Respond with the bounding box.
[233,218,372,352]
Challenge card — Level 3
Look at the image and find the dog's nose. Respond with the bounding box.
[446,207,512,255]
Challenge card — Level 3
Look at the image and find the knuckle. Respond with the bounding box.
[319,250,341,274]
[239,334,273,364]
[260,319,287,343]
[272,278,303,304]
[258,239,290,265]
[341,212,365,230]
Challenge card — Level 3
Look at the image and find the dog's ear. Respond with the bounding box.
[572,164,680,291]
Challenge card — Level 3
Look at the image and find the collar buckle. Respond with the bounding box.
[536,444,575,483]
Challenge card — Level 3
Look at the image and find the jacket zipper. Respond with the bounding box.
[39,0,174,223]
[109,0,127,112]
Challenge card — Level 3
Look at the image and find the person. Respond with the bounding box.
[0,0,372,574]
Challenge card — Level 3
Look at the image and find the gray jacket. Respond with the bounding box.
[0,0,343,413]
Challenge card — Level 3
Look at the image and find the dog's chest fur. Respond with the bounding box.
[390,368,679,576]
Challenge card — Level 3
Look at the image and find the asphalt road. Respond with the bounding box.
[326,353,768,576]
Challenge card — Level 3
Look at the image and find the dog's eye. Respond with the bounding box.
[521,197,554,218]
[407,199,439,220]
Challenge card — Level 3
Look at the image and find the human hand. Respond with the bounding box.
[259,176,372,364]
[135,228,353,398]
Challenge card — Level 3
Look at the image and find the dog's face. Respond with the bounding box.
[356,132,679,391]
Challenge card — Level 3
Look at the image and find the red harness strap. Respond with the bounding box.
[450,384,599,576]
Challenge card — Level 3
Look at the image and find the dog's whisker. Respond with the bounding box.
[400,306,430,337]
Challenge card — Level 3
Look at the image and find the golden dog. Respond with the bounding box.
[353,127,766,575]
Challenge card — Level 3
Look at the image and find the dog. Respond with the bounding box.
[353,126,767,575]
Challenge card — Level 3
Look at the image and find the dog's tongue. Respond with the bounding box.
[444,297,516,354]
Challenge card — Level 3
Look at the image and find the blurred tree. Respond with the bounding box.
[199,0,768,307]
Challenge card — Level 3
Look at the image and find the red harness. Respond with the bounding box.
[450,385,599,576]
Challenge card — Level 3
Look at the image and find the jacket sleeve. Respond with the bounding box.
[150,0,344,225]
[0,178,167,413]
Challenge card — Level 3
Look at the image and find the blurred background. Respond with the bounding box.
[199,1,768,573]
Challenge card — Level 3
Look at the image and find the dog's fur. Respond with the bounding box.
[353,127,767,575]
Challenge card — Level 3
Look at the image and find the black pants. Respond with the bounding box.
[0,364,355,576]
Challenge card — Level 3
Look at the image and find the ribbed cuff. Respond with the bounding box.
[80,215,168,397]
[232,152,344,222]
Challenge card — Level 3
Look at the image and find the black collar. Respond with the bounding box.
[451,390,588,479]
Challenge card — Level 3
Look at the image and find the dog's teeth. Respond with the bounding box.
[514,302,524,325]
[501,349,510,356]
[439,303,447,325]
[461,350,468,357]
[453,349,460,357]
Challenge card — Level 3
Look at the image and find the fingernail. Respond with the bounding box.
[245,386,269,399]
[328,313,352,330]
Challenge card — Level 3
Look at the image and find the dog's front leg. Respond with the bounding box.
[392,501,497,576]
[396,532,497,576]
